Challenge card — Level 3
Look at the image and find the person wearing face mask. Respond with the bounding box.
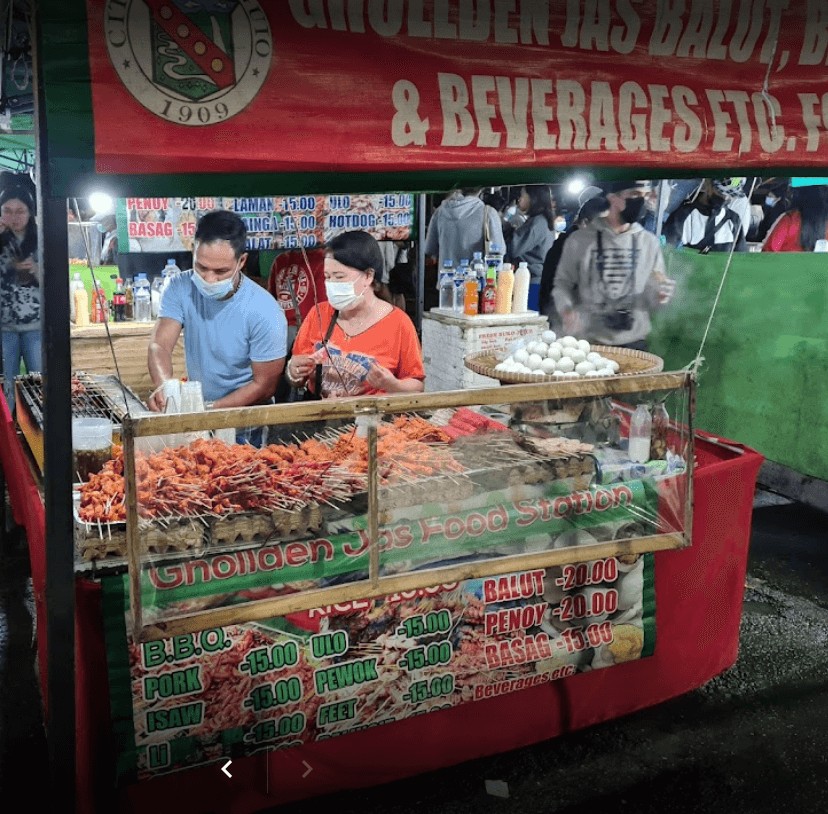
[286,230,424,399]
[553,180,674,350]
[505,185,557,310]
[146,210,287,427]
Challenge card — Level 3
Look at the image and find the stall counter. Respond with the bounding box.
[0,391,763,814]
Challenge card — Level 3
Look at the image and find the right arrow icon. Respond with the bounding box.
[302,760,312,778]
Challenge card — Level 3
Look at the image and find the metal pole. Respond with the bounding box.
[416,193,426,333]
[34,6,76,809]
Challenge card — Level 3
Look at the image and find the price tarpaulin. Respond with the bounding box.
[120,194,414,255]
[102,555,655,782]
[74,1,828,177]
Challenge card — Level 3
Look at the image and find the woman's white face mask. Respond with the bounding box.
[325,277,369,311]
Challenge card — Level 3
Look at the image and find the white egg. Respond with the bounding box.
[586,352,603,364]
[514,364,531,374]
[560,335,578,348]
[526,353,544,370]
[534,341,549,357]
[539,357,558,374]
[547,343,563,361]
[563,371,580,379]
[575,361,596,375]
[494,362,507,371]
[531,368,546,375]
[556,357,575,373]
[514,348,529,364]
[552,370,567,378]
[577,339,591,354]
[608,360,621,372]
[585,370,604,377]
[569,349,587,364]
[542,330,557,344]
[598,367,615,377]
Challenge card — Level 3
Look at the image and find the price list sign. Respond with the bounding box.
[121,194,414,254]
[104,553,654,782]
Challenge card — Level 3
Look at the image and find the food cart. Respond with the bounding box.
[22,1,828,811]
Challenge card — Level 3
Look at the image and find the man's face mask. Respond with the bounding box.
[620,196,647,224]
[191,267,238,300]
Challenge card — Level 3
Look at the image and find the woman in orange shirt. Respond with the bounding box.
[286,230,425,399]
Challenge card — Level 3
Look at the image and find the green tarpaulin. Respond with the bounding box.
[651,249,828,481]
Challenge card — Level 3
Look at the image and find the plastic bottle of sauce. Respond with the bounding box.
[495,263,514,314]
[511,261,530,313]
[74,285,90,327]
[124,277,134,320]
[463,265,479,315]
[480,268,497,314]
[91,280,108,323]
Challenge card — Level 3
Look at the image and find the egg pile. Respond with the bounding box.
[493,330,621,379]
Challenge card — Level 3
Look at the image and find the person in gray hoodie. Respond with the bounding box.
[424,188,504,272]
[506,184,557,284]
[553,181,675,350]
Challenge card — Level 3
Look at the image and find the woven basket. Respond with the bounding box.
[464,344,664,384]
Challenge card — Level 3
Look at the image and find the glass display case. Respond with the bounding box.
[83,372,695,642]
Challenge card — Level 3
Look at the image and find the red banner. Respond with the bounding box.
[88,1,828,174]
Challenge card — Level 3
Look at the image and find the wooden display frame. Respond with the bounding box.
[121,371,695,641]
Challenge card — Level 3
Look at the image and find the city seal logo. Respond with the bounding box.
[105,0,271,126]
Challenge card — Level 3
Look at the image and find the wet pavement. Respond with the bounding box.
[1,490,827,811]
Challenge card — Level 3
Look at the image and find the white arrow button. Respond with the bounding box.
[222,759,233,778]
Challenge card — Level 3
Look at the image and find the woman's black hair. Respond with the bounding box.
[326,230,385,285]
[793,185,828,251]
[523,185,556,229]
[0,185,37,258]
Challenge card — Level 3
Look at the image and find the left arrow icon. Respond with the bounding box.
[221,760,233,778]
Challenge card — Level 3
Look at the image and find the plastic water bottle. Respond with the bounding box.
[133,273,152,322]
[628,404,653,463]
[154,258,181,317]
[485,242,504,277]
[453,258,469,313]
[162,258,181,291]
[439,260,455,309]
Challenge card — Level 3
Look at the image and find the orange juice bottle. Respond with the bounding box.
[463,267,478,315]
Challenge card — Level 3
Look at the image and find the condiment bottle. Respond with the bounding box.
[463,264,479,315]
[481,267,497,314]
[495,263,514,314]
[91,280,108,323]
[628,403,652,463]
[511,261,530,313]
[74,285,90,327]
[124,277,134,320]
[651,402,669,460]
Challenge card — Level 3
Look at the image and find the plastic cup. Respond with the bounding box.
[72,417,113,482]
